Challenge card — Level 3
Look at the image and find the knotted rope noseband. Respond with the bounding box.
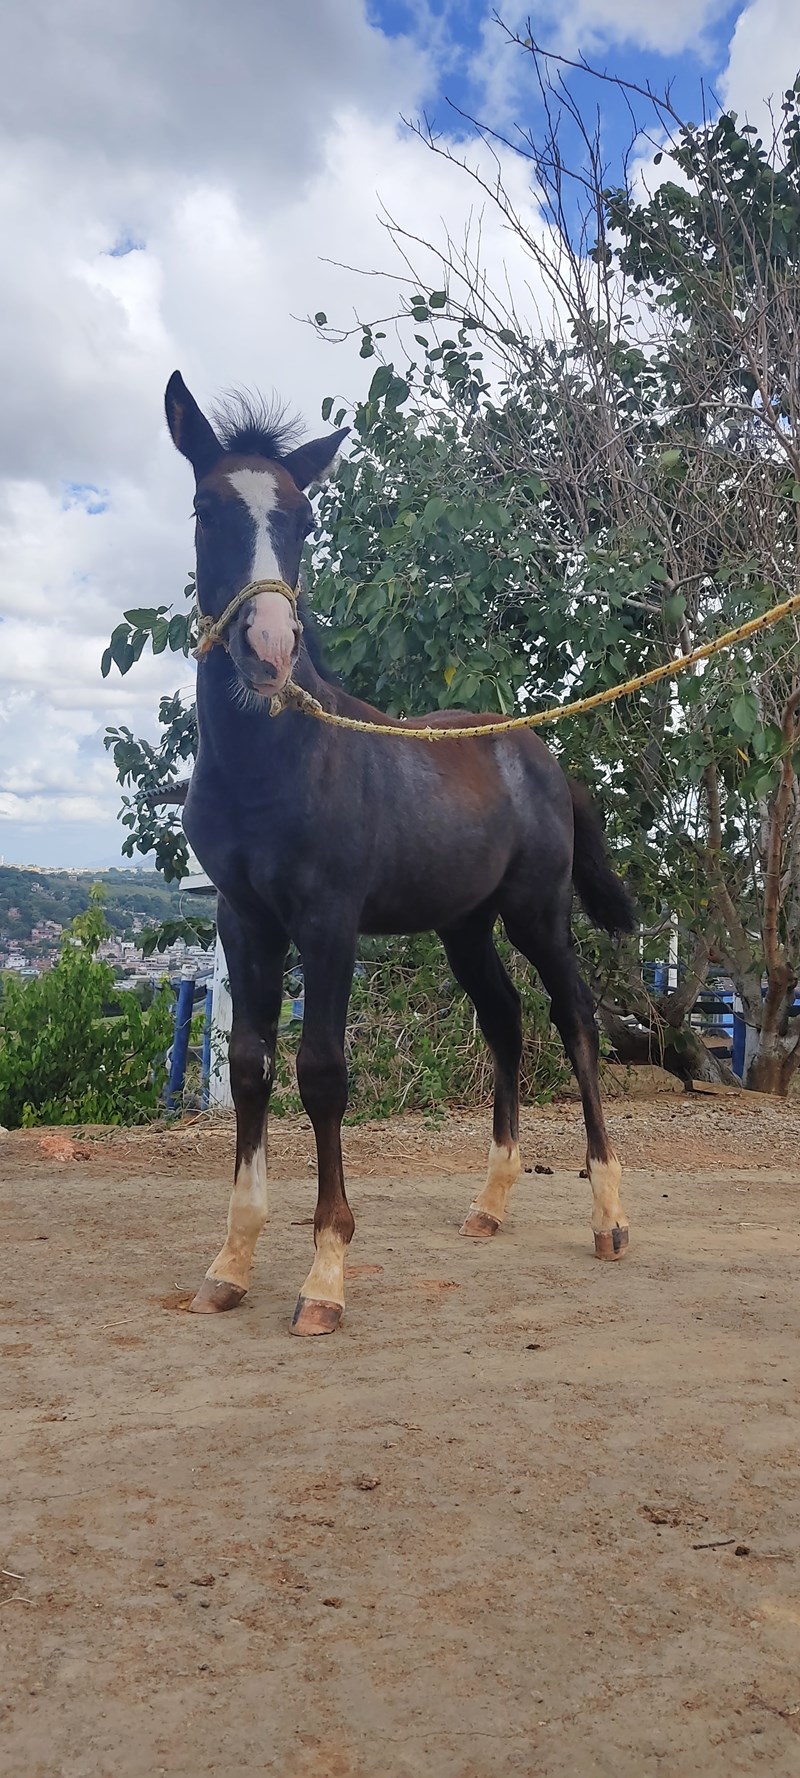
[193,579,300,659]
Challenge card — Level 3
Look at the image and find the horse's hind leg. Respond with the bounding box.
[505,914,629,1259]
[439,915,523,1239]
[189,903,287,1313]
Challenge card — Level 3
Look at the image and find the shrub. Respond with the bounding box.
[271,932,570,1118]
[0,889,173,1128]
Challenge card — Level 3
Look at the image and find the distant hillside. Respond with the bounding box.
[0,866,188,940]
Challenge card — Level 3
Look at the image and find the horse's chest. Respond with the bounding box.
[185,781,280,890]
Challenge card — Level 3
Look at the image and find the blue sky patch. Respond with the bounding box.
[107,232,145,258]
[62,482,109,516]
[372,3,746,162]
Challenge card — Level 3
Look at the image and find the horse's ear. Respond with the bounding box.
[282,428,349,491]
[165,372,224,478]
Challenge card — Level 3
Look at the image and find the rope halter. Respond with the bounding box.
[193,579,300,659]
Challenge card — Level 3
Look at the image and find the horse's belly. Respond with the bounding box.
[359,840,510,934]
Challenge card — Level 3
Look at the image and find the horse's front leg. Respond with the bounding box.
[189,904,287,1313]
[291,924,357,1337]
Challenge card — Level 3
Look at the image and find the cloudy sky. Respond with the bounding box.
[1,0,799,868]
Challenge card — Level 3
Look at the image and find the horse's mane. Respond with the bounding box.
[212,389,302,462]
[298,592,339,687]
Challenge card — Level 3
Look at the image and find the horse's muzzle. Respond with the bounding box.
[230,588,301,696]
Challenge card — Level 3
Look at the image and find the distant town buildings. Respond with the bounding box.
[1,927,211,983]
[1,862,213,988]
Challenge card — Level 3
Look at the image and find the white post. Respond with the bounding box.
[667,913,679,993]
[208,932,233,1109]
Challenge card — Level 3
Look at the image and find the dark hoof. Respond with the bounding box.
[460,1207,501,1240]
[290,1296,343,1336]
[188,1276,247,1313]
[594,1226,629,1261]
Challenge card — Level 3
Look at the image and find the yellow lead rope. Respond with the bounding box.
[269,590,800,739]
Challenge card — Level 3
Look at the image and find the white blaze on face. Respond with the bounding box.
[226,466,298,683]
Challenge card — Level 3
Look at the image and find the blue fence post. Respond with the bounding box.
[166,977,195,1110]
[200,985,213,1110]
[732,1014,745,1080]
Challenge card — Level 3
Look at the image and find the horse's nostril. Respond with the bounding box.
[243,635,278,677]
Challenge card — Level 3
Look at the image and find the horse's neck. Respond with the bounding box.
[195,645,330,783]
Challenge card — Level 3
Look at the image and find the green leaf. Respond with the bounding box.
[385,375,409,407]
[422,496,447,527]
[314,311,327,326]
[368,366,393,401]
[123,606,167,628]
[731,692,759,737]
[167,614,189,651]
[428,290,447,308]
[110,629,133,674]
[321,395,334,422]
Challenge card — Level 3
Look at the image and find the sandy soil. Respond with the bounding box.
[2,1089,800,1777]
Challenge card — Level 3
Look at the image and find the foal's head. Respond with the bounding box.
[165,372,347,699]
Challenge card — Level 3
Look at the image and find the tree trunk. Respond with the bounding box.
[744,957,797,1093]
[597,1001,735,1086]
[746,997,800,1096]
[747,1042,787,1094]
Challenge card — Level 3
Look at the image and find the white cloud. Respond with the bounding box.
[0,3,552,865]
[4,0,423,191]
[721,0,800,120]
[545,0,731,55]
[469,1,734,127]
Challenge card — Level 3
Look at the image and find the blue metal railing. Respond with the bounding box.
[642,962,800,1078]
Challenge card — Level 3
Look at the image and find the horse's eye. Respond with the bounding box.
[194,500,216,528]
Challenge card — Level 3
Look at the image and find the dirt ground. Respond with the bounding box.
[2,1081,800,1777]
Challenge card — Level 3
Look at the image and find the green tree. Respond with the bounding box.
[0,889,173,1128]
[310,51,800,1092]
[104,49,800,1093]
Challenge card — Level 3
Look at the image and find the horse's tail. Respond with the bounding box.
[568,778,636,937]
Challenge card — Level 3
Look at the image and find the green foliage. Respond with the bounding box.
[0,889,173,1129]
[102,75,800,1088]
[100,578,198,679]
[269,934,570,1118]
[104,693,197,881]
[606,94,800,299]
[307,93,800,1024]
[308,343,543,717]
